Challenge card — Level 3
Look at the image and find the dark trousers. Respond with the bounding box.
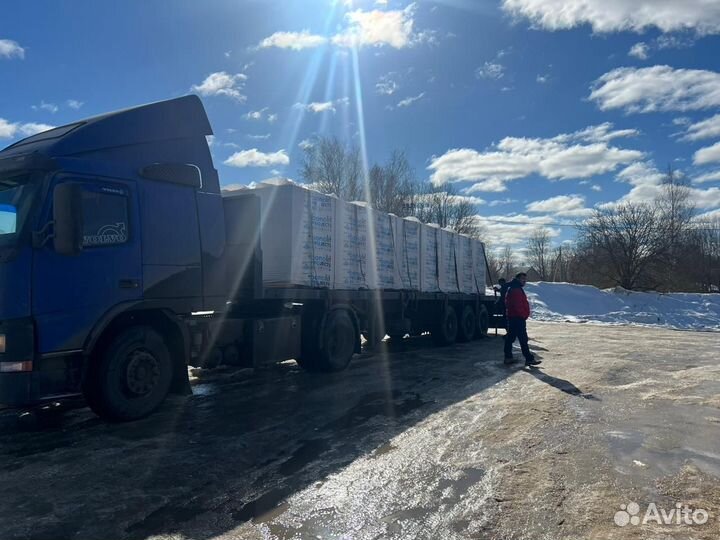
[504,317,533,360]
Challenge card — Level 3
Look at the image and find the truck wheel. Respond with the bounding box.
[304,310,357,373]
[477,306,490,338]
[84,326,173,422]
[458,306,476,342]
[432,305,458,346]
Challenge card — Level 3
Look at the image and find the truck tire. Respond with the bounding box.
[84,326,173,422]
[457,305,476,342]
[432,305,458,346]
[302,310,357,373]
[477,305,490,338]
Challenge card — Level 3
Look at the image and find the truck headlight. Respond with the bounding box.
[0,334,5,354]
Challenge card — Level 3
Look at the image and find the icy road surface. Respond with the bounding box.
[1,323,720,540]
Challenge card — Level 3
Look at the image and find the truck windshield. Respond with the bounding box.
[0,173,34,245]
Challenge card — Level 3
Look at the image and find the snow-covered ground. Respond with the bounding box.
[526,282,720,331]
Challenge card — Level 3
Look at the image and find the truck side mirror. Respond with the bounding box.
[53,183,83,256]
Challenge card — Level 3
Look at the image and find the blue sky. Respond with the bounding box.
[3,0,720,246]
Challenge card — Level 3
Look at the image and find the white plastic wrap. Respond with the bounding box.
[227,179,486,293]
[458,234,475,294]
[334,200,370,289]
[252,179,335,288]
[396,217,421,290]
[439,228,460,293]
[472,240,487,293]
[420,223,441,292]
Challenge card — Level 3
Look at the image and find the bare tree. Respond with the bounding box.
[526,227,552,280]
[497,244,517,280]
[655,165,696,290]
[368,151,419,216]
[300,136,361,200]
[549,244,575,283]
[413,184,482,238]
[577,202,669,290]
[484,241,502,284]
[683,218,720,292]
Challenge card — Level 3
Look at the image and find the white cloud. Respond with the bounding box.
[0,118,54,139]
[295,97,350,114]
[224,149,289,168]
[246,133,271,140]
[333,4,418,48]
[475,61,505,80]
[590,66,720,113]
[376,73,399,95]
[692,187,720,209]
[19,122,54,136]
[487,198,517,207]
[610,161,720,210]
[501,0,720,34]
[526,194,592,217]
[191,71,247,102]
[536,74,549,84]
[396,92,425,108]
[244,109,266,120]
[258,30,328,50]
[694,142,720,165]
[243,108,277,123]
[299,139,315,150]
[428,123,642,191]
[627,36,695,60]
[0,39,24,59]
[628,42,649,59]
[475,213,560,246]
[591,184,603,192]
[655,34,696,50]
[309,101,336,113]
[693,170,720,184]
[258,4,426,51]
[0,119,17,138]
[463,178,509,193]
[32,101,58,114]
[682,114,720,141]
[66,99,84,110]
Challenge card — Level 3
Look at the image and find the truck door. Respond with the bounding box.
[32,177,142,353]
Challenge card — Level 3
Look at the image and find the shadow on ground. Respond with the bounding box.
[0,334,536,540]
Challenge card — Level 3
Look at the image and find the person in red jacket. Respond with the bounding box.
[504,273,541,366]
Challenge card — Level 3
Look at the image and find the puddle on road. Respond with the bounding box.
[191,383,219,397]
[605,400,720,480]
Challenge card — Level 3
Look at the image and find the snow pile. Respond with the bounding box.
[526,282,720,331]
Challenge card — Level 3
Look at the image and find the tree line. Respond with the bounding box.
[502,168,720,293]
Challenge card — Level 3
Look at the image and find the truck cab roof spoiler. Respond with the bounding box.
[0,95,213,159]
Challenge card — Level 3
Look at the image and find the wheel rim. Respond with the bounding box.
[124,348,161,397]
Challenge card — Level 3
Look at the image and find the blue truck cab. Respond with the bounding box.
[0,96,232,419]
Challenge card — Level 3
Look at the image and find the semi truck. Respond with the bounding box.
[0,96,501,421]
